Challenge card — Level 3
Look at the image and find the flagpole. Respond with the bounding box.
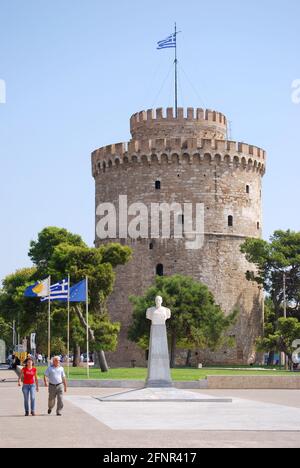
[67,274,70,379]
[47,276,51,364]
[174,22,178,118]
[86,276,90,379]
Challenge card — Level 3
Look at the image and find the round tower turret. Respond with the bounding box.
[92,107,266,366]
[130,107,227,140]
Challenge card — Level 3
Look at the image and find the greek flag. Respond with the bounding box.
[41,278,69,302]
[157,33,176,50]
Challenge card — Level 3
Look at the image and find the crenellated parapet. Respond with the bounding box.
[91,137,266,177]
[130,107,227,140]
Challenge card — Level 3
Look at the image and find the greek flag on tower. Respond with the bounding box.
[157,33,176,50]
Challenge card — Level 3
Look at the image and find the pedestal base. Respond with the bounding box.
[146,380,173,388]
[147,324,172,385]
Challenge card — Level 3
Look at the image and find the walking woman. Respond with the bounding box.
[18,357,39,416]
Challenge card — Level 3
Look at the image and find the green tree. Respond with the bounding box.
[0,228,132,371]
[257,298,277,365]
[0,317,12,349]
[256,317,300,369]
[0,268,39,345]
[241,230,300,320]
[128,274,237,367]
[0,268,70,356]
[33,229,132,371]
[241,230,300,366]
[28,226,85,276]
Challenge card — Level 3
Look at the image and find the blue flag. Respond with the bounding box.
[157,33,176,50]
[41,278,69,302]
[69,279,86,303]
[24,278,50,298]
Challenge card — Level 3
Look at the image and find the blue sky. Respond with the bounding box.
[0,0,299,281]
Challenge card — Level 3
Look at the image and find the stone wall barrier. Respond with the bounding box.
[207,375,300,389]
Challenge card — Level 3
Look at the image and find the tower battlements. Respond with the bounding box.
[92,137,266,176]
[130,107,227,140]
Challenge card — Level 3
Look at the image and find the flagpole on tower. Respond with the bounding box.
[157,24,181,118]
[174,22,178,118]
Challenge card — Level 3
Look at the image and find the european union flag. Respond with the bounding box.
[69,279,87,303]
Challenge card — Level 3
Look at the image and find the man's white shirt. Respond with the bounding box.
[45,365,66,385]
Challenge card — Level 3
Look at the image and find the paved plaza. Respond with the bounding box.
[1,369,300,448]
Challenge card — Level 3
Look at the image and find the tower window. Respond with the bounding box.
[156,264,164,277]
[178,214,184,225]
[149,242,154,250]
[155,180,161,190]
[228,215,233,227]
[246,185,250,194]
[257,222,260,230]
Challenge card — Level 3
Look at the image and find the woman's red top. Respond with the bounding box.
[22,367,37,385]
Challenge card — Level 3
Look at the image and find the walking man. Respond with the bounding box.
[44,356,67,416]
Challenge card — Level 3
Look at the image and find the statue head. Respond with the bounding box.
[155,296,163,308]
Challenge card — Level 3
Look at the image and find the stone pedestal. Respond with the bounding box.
[146,324,173,388]
[97,298,231,403]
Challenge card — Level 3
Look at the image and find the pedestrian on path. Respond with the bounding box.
[23,353,35,366]
[12,354,20,370]
[18,357,39,416]
[44,356,67,416]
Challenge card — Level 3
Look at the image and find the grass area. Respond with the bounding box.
[36,366,293,381]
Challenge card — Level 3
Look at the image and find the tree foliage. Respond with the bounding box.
[0,227,132,369]
[128,274,237,367]
[241,230,300,319]
[0,268,40,340]
[29,226,85,276]
[256,317,300,367]
[0,316,12,347]
[241,230,300,364]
